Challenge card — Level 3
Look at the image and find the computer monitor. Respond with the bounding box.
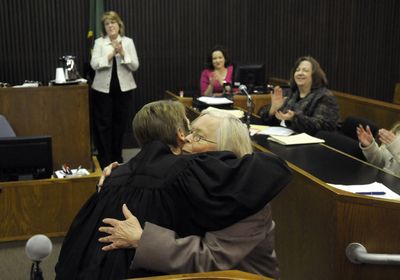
[0,136,53,181]
[233,63,266,93]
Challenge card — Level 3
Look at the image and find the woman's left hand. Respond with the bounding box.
[112,41,125,57]
[378,129,396,145]
[275,110,295,121]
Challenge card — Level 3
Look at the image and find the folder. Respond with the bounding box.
[268,133,325,145]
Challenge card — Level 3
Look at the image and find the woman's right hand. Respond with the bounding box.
[269,86,286,115]
[204,73,216,96]
[97,161,120,192]
[356,124,374,147]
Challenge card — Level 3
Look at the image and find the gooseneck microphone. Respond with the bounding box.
[239,84,252,101]
[239,84,254,129]
[25,234,53,280]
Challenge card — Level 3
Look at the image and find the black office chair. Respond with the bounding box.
[340,116,378,141]
[315,130,366,161]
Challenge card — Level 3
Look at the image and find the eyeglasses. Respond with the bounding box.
[190,131,217,144]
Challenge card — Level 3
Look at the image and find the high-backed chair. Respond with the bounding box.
[340,116,378,141]
[316,130,366,161]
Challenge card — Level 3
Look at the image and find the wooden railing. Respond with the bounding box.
[269,77,400,129]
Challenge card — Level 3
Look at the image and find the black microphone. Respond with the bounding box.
[239,84,252,101]
[239,85,254,129]
[25,234,53,280]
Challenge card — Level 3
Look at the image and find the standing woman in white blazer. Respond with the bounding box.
[91,11,139,168]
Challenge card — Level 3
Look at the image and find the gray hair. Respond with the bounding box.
[200,110,253,157]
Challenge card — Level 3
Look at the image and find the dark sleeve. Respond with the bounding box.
[290,92,340,135]
[172,152,292,235]
[259,104,281,126]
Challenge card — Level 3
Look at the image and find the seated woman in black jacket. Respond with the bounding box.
[259,56,339,135]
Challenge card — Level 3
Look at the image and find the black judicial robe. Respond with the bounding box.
[55,141,292,279]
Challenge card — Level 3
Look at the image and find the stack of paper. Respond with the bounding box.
[250,125,294,136]
[202,107,244,119]
[268,133,325,145]
[197,96,233,105]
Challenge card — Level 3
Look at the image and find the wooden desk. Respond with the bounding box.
[0,84,92,170]
[183,105,400,279]
[0,157,101,242]
[165,90,270,115]
[252,135,400,280]
[131,270,272,280]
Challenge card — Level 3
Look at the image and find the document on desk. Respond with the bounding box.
[250,125,294,136]
[328,182,400,199]
[268,133,325,145]
[203,106,244,119]
[197,96,233,105]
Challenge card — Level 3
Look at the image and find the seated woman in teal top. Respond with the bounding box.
[200,45,234,96]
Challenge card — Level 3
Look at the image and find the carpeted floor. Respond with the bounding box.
[0,237,63,279]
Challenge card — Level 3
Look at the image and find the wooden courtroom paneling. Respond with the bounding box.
[333,90,400,129]
[0,84,92,170]
[0,157,101,242]
[165,90,271,115]
[2,0,399,113]
[181,97,400,279]
[131,270,272,280]
[269,77,400,129]
[265,155,400,280]
[232,94,271,115]
[335,199,400,279]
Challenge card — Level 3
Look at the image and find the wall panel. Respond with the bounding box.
[1,0,399,111]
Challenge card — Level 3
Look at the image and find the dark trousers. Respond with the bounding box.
[93,88,133,169]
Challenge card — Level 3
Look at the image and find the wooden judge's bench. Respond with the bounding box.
[0,84,101,241]
[167,87,400,280]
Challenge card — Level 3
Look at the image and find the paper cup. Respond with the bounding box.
[55,67,66,83]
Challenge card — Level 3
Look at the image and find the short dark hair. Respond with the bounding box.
[205,45,231,69]
[289,56,328,90]
[133,100,189,148]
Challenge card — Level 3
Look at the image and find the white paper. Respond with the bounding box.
[328,182,400,199]
[12,83,39,88]
[197,96,234,105]
[268,133,325,145]
[202,107,244,118]
[255,126,294,136]
[55,168,90,179]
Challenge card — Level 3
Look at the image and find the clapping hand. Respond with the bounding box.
[270,86,287,115]
[356,124,374,147]
[378,128,396,146]
[275,109,295,121]
[110,40,124,57]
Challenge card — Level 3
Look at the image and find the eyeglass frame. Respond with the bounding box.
[189,130,217,144]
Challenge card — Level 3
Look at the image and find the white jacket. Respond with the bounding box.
[91,35,139,93]
[360,134,400,176]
